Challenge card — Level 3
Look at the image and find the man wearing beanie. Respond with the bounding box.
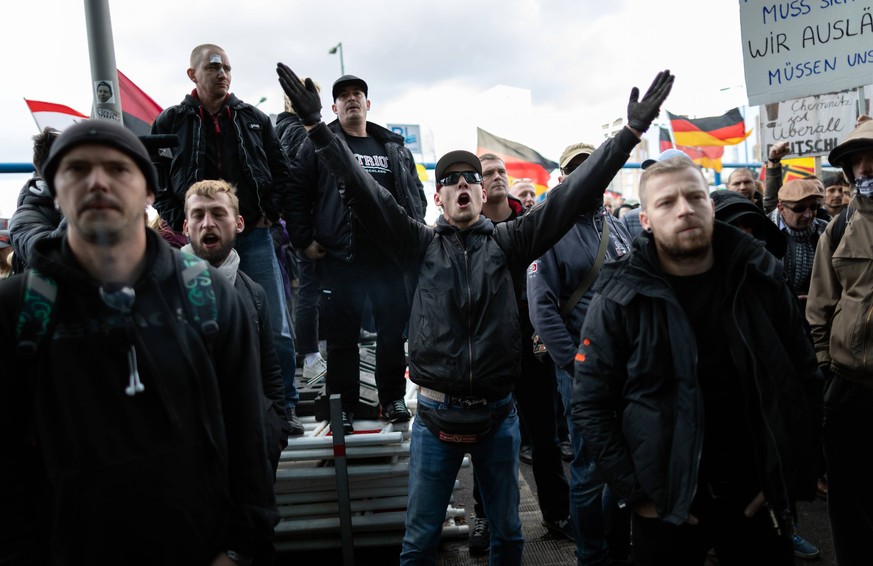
[278,61,673,565]
[0,119,278,565]
[807,116,873,564]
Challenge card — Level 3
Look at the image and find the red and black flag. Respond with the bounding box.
[476,128,558,196]
[118,70,162,137]
[667,108,752,147]
[657,127,726,172]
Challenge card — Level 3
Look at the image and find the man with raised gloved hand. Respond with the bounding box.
[277,62,673,565]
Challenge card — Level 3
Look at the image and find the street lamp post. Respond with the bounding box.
[329,42,345,76]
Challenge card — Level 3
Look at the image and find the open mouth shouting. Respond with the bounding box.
[201,232,222,247]
[456,192,471,208]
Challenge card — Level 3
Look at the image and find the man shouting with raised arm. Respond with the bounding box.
[278,62,673,566]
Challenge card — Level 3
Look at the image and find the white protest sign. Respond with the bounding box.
[759,89,859,158]
[740,1,873,106]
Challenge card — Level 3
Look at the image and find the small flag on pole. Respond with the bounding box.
[24,99,88,132]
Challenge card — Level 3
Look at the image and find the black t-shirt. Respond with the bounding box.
[666,265,758,493]
[343,133,396,263]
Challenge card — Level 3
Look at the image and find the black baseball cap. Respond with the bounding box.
[435,150,483,186]
[332,75,368,100]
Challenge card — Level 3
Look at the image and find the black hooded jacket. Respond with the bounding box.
[0,230,278,564]
[572,222,823,526]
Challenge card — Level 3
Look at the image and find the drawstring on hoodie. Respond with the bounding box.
[98,284,145,397]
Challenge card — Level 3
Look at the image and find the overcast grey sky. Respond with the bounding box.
[0,0,749,216]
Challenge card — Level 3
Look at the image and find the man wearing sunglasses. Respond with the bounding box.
[278,62,673,564]
[768,179,828,304]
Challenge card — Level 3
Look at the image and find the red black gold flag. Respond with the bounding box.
[118,70,163,137]
[667,108,752,147]
[657,127,726,172]
[476,128,558,196]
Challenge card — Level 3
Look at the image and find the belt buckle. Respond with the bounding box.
[457,396,488,409]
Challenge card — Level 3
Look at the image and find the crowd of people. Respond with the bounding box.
[1,41,871,566]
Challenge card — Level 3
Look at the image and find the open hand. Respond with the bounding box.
[627,70,675,133]
[276,63,322,126]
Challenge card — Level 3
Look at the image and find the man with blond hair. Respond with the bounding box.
[183,179,293,479]
[573,156,822,564]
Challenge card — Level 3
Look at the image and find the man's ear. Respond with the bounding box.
[639,210,650,232]
[182,218,189,235]
[481,186,488,203]
[187,68,196,83]
[433,189,443,208]
[365,100,371,111]
[331,103,338,115]
[236,215,245,233]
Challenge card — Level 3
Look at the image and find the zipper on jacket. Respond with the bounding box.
[458,234,475,395]
[732,263,792,516]
[211,113,223,177]
[232,108,266,219]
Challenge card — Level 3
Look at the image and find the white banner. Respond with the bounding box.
[759,89,859,158]
[740,1,873,106]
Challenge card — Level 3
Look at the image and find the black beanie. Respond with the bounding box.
[42,119,159,195]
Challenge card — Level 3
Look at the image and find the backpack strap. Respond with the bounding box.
[830,205,854,254]
[15,269,59,356]
[176,251,220,340]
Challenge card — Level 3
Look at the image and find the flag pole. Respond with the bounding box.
[84,0,123,124]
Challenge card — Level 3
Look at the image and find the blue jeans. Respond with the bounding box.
[556,367,611,565]
[236,227,298,409]
[401,393,523,566]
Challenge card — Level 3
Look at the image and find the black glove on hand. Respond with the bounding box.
[626,69,675,133]
[276,62,322,126]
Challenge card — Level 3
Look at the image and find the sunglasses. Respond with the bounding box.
[784,202,821,214]
[438,171,482,186]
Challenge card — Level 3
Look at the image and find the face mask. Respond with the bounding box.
[856,177,873,198]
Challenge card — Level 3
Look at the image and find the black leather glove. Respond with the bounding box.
[276,62,322,126]
[626,69,675,133]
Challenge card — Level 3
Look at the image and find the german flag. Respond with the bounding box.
[667,108,752,147]
[476,128,557,196]
[118,70,163,137]
[657,127,726,172]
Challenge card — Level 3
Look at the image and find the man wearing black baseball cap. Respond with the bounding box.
[284,68,428,433]
[0,119,278,564]
[279,61,673,563]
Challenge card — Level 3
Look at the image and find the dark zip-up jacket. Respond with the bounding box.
[284,120,426,261]
[527,210,632,370]
[0,230,278,564]
[151,92,292,232]
[572,222,823,526]
[304,121,641,398]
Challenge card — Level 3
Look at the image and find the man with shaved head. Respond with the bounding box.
[153,43,304,437]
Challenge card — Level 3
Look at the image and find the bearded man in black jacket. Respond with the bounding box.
[573,157,823,565]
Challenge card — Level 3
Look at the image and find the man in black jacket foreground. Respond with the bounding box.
[278,62,673,565]
[573,156,823,565]
[0,120,278,565]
